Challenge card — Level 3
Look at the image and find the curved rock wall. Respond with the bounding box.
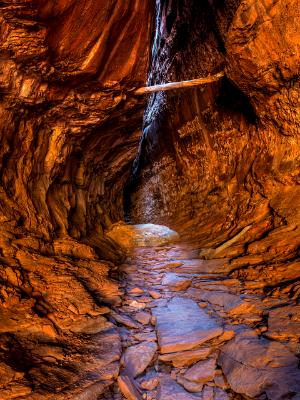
[130,0,300,275]
[0,1,153,398]
[0,0,152,239]
[0,0,300,398]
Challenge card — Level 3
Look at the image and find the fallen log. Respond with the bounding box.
[199,224,252,260]
[134,71,225,95]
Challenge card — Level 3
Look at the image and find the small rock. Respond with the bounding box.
[177,375,203,393]
[118,374,141,400]
[149,290,161,299]
[110,311,140,329]
[140,376,159,391]
[129,287,144,295]
[162,273,191,291]
[133,331,157,342]
[214,387,229,399]
[214,374,228,390]
[138,296,153,303]
[123,341,157,377]
[184,358,216,383]
[202,385,214,400]
[129,300,146,309]
[159,347,211,367]
[158,377,201,399]
[134,311,151,325]
[258,326,268,333]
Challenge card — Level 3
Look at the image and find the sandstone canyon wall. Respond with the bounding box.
[0,1,153,398]
[0,0,300,399]
[130,0,300,294]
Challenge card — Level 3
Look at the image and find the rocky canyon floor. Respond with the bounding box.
[102,236,300,400]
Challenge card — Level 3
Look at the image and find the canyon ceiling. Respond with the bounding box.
[0,0,299,399]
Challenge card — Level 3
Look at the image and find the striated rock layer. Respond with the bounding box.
[0,0,300,399]
[0,1,153,398]
[129,0,300,300]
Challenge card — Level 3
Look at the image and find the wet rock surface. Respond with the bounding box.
[153,297,223,353]
[102,243,300,399]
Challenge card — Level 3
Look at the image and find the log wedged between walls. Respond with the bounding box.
[0,1,153,398]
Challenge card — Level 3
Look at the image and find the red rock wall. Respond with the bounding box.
[0,0,300,397]
[0,0,152,240]
[0,1,153,398]
[130,0,300,268]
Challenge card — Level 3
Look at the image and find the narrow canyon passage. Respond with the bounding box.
[102,231,300,400]
[0,0,300,399]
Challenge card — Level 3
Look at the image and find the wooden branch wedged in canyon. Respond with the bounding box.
[134,71,225,95]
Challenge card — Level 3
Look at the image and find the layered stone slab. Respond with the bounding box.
[123,341,157,377]
[153,297,223,353]
[187,287,263,318]
[265,305,300,341]
[162,273,192,291]
[158,376,200,400]
[219,331,300,399]
[158,347,211,367]
[184,357,217,383]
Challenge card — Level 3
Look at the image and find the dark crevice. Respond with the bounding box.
[216,77,257,124]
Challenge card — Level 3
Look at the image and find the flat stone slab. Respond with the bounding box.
[158,377,200,400]
[159,347,211,367]
[153,297,223,353]
[173,259,229,274]
[187,288,263,317]
[184,357,216,383]
[265,305,300,341]
[152,261,183,270]
[118,374,141,400]
[134,311,151,325]
[133,331,157,342]
[110,310,140,329]
[219,331,300,399]
[176,375,204,393]
[162,273,191,291]
[123,341,157,377]
[149,290,162,299]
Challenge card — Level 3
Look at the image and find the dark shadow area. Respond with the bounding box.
[216,77,257,124]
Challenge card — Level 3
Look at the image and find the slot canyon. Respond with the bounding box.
[0,0,300,399]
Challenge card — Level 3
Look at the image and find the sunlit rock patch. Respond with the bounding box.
[106,223,179,250]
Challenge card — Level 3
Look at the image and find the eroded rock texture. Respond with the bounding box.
[130,0,300,273]
[0,0,300,399]
[0,1,153,398]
